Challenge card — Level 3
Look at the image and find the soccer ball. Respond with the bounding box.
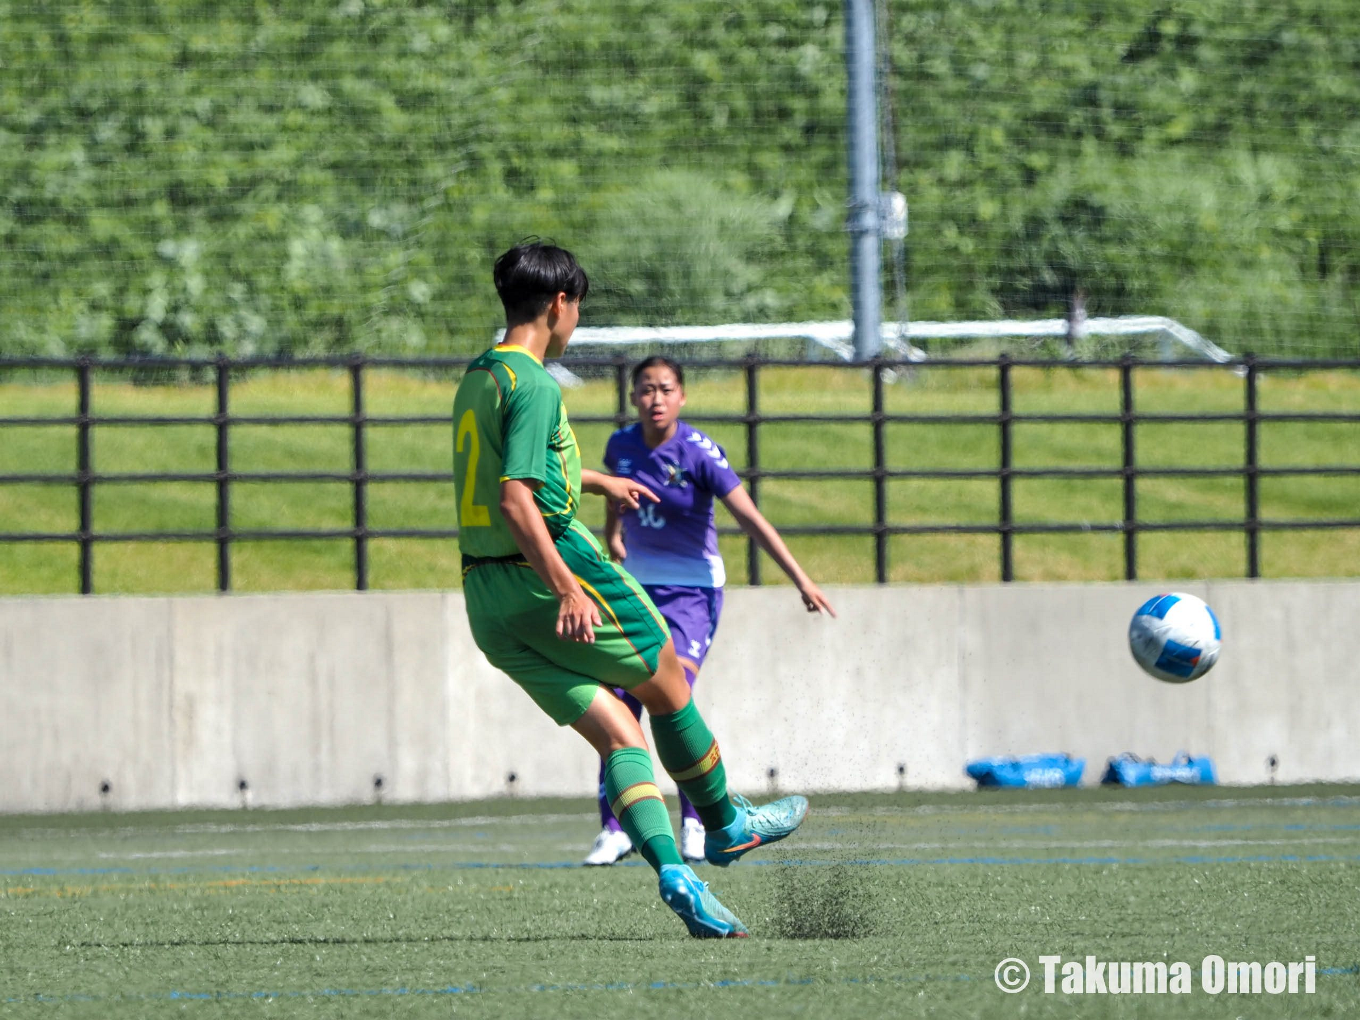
[1128,592,1221,683]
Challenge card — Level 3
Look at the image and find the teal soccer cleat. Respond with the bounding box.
[658,864,749,938]
[704,794,810,867]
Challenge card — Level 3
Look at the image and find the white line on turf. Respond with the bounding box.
[7,795,1360,844]
[816,795,1360,818]
[6,813,599,841]
[77,834,1360,864]
[792,835,1360,851]
[92,843,540,860]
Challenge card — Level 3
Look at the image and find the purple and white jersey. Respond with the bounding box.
[603,421,742,587]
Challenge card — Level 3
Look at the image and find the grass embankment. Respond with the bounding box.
[1,364,1357,595]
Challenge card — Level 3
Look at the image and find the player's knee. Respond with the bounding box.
[634,646,691,715]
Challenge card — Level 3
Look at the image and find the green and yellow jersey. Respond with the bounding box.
[454,342,670,724]
[452,344,581,559]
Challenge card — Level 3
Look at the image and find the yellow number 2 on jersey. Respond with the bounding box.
[456,408,491,528]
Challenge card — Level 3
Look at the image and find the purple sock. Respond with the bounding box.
[679,791,702,826]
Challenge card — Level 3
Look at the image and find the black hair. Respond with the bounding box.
[630,355,685,390]
[493,240,589,323]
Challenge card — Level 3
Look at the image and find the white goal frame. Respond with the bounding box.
[518,315,1232,364]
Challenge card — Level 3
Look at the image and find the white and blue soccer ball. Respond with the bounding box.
[1128,592,1222,683]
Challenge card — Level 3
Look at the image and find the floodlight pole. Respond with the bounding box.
[846,0,882,362]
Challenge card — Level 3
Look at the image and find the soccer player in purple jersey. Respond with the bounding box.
[583,355,836,866]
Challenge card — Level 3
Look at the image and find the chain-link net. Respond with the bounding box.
[3,1,1357,358]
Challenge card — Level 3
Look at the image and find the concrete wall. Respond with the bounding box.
[1,579,1356,813]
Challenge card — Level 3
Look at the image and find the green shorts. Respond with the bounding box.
[462,519,671,726]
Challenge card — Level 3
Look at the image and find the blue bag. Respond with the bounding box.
[965,753,1085,789]
[1100,752,1217,787]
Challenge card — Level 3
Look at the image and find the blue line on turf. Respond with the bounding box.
[1195,822,1360,832]
[6,969,1356,1005]
[11,849,1360,878]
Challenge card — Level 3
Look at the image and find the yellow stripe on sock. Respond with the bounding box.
[609,781,664,819]
[670,740,721,783]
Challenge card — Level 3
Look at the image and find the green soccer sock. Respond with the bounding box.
[649,698,739,831]
[602,747,682,872]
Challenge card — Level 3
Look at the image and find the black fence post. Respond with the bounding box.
[76,359,93,595]
[872,359,887,583]
[613,356,629,428]
[215,357,232,592]
[998,355,1013,582]
[745,358,761,586]
[1121,356,1138,581]
[1244,354,1260,578]
[351,357,368,591]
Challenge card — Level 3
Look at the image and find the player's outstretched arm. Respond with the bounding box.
[603,499,627,563]
[499,479,601,642]
[581,468,660,511]
[721,485,837,617]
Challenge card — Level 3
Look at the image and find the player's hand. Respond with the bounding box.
[798,582,837,618]
[557,587,601,643]
[607,537,628,563]
[601,475,660,511]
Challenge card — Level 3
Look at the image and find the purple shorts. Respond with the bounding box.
[610,585,724,708]
[645,584,724,671]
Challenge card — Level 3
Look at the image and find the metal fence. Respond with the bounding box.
[1,355,1358,595]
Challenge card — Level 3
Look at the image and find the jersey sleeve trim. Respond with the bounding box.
[682,426,743,498]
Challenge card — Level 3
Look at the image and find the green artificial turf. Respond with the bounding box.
[2,786,1358,1018]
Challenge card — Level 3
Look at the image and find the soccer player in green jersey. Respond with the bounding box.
[453,241,809,938]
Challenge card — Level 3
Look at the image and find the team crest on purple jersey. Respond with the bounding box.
[604,421,742,587]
